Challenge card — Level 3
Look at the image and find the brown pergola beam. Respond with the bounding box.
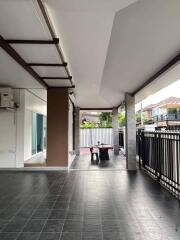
[42,76,72,80]
[27,62,67,67]
[80,108,112,111]
[48,86,75,89]
[0,35,47,88]
[133,52,180,95]
[5,38,59,44]
[37,0,74,87]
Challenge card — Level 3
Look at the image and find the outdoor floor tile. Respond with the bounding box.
[48,210,67,219]
[39,232,61,240]
[32,209,50,219]
[2,222,26,232]
[82,232,103,240]
[60,232,82,240]
[63,220,83,232]
[83,222,102,232]
[0,159,180,240]
[23,219,45,232]
[16,232,40,240]
[0,232,19,240]
[42,219,64,232]
[0,220,9,232]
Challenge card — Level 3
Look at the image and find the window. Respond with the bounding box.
[32,113,37,155]
[32,112,47,155]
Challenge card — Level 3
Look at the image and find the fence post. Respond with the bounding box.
[138,129,141,170]
[141,131,145,168]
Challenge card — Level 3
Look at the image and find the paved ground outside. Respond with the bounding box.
[70,148,126,170]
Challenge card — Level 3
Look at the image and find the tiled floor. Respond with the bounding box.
[71,149,126,170]
[0,170,180,239]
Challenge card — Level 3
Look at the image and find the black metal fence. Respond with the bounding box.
[119,130,124,148]
[137,130,180,197]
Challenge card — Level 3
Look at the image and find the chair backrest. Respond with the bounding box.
[90,147,93,153]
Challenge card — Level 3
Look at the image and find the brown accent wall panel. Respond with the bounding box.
[47,88,68,166]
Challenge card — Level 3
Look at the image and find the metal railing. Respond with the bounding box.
[137,130,180,197]
[153,113,180,122]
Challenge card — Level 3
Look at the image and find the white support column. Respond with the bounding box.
[113,107,119,155]
[125,93,136,170]
[74,107,80,156]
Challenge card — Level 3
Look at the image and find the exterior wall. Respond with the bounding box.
[47,88,69,167]
[0,110,16,167]
[0,89,46,168]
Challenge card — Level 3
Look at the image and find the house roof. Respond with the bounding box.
[143,97,180,111]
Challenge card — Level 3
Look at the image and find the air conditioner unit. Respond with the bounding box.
[0,88,15,108]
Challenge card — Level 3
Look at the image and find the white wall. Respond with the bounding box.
[0,111,16,167]
[0,88,47,168]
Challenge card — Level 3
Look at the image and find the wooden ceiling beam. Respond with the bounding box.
[27,62,67,67]
[0,35,47,88]
[5,38,59,44]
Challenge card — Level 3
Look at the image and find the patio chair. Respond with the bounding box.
[90,147,99,162]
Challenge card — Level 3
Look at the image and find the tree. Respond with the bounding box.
[98,112,112,128]
[118,112,125,127]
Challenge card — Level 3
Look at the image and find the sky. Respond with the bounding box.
[135,79,180,112]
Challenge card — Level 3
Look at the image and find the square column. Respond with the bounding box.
[125,93,136,170]
[74,107,80,155]
[113,107,119,155]
[47,88,69,167]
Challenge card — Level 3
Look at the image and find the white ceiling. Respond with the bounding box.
[100,0,180,107]
[0,0,180,107]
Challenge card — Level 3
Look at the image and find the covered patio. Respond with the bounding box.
[0,0,180,239]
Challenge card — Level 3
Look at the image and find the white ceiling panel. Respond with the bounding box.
[12,44,62,64]
[0,48,43,89]
[0,0,51,40]
[32,66,67,78]
[44,79,71,87]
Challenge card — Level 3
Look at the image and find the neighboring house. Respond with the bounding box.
[139,97,180,128]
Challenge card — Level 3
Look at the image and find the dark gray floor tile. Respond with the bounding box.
[0,232,19,239]
[39,232,61,240]
[0,220,9,232]
[82,232,103,240]
[63,220,83,232]
[102,221,121,232]
[60,232,82,240]
[32,209,50,219]
[23,219,45,232]
[83,222,102,232]
[53,201,69,210]
[103,232,121,240]
[42,219,64,232]
[16,232,40,240]
[49,210,67,219]
[2,222,26,232]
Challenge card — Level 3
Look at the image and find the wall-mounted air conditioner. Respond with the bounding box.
[0,88,15,108]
